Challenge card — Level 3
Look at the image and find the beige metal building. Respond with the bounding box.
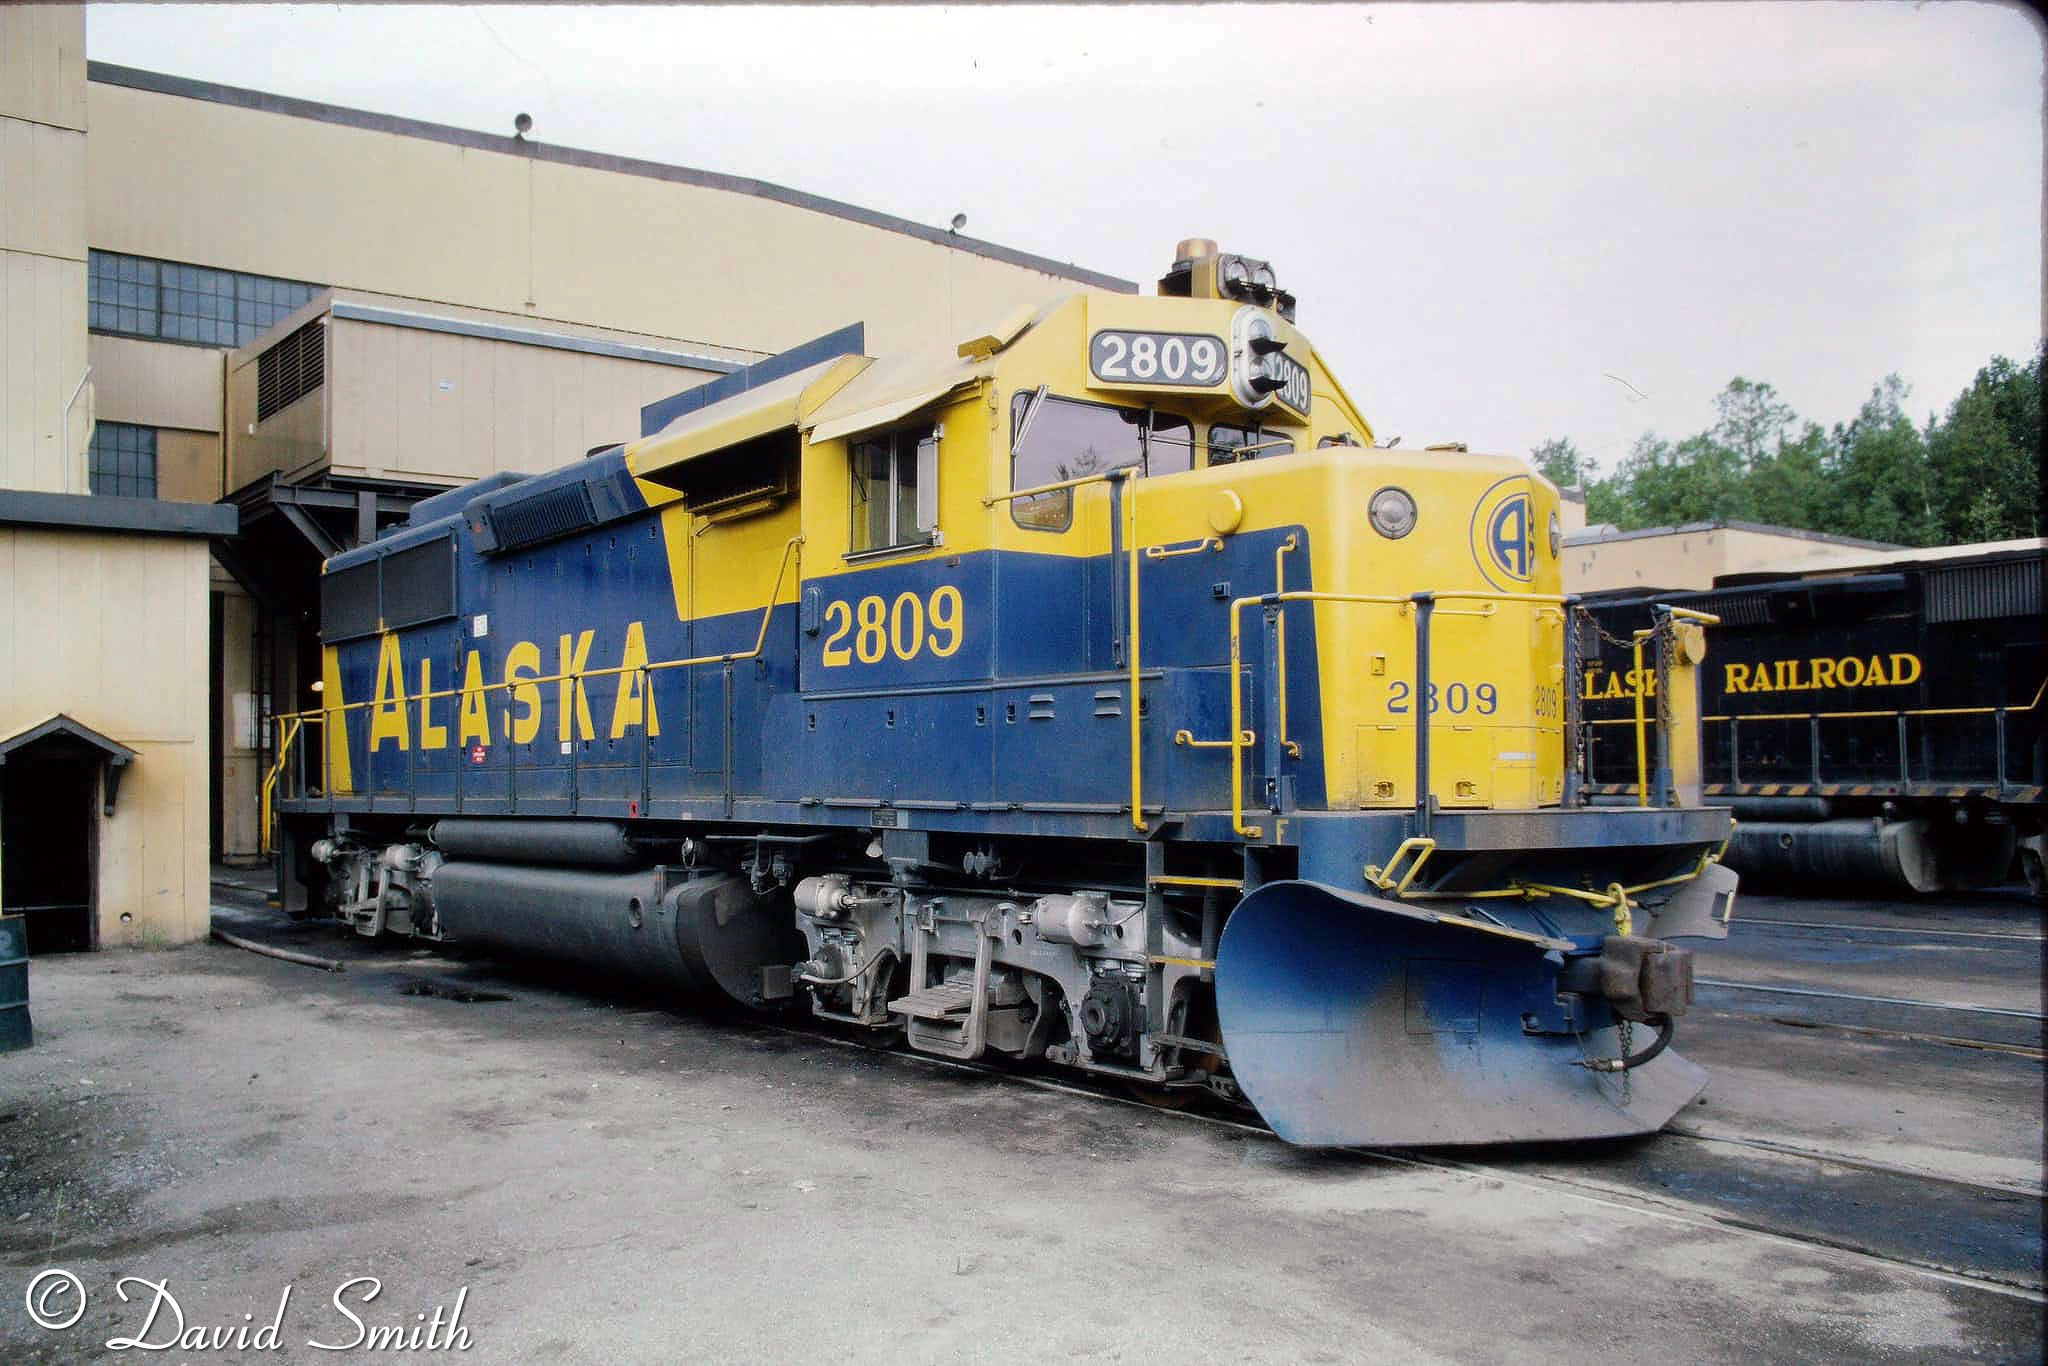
[2,6,229,953]
[1,5,1132,950]
[1560,519,1900,595]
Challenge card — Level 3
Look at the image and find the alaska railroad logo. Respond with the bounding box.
[1470,477,1535,591]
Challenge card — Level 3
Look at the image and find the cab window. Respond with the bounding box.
[850,421,938,555]
[1008,392,1193,531]
[1208,423,1295,465]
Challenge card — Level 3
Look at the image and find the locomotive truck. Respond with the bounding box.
[267,241,1738,1147]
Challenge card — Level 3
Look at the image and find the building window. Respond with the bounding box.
[88,423,157,499]
[87,250,318,348]
[849,423,938,554]
[1008,392,1193,531]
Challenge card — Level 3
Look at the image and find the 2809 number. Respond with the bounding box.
[1387,680,1499,715]
[1090,330,1228,387]
[821,586,964,667]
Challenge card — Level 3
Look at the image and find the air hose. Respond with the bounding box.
[1577,1014,1674,1072]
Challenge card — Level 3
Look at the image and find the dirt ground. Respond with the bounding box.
[1,910,2041,1363]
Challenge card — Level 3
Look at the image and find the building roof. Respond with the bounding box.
[1562,519,1899,551]
[1728,535,2046,581]
[87,63,1138,295]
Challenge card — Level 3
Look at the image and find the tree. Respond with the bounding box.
[1925,344,2042,542]
[1711,377,1795,469]
[1538,351,2039,544]
[1824,376,1934,545]
[1530,437,1584,489]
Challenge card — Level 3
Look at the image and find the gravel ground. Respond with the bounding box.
[2,905,2041,1364]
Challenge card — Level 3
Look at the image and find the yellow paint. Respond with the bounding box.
[320,645,353,795]
[1721,652,1923,695]
[368,633,411,752]
[608,621,661,739]
[417,659,450,750]
[557,630,595,742]
[458,649,492,746]
[504,640,542,744]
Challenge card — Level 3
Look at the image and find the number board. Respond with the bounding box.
[1266,351,1312,419]
[1089,330,1228,389]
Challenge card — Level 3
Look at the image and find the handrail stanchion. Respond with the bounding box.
[1994,708,2007,790]
[640,663,652,817]
[1562,598,1583,807]
[1808,715,1822,789]
[1261,605,1284,811]
[1897,714,1910,786]
[1412,592,1435,837]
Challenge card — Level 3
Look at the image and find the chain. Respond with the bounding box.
[1573,602,1646,653]
[1617,1018,1634,1107]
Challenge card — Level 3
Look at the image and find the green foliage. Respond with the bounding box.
[1530,437,1584,489]
[1539,345,2043,547]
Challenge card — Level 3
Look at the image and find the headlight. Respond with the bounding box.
[1220,256,1250,293]
[1548,510,1562,557]
[1251,262,1277,292]
[1369,486,1418,539]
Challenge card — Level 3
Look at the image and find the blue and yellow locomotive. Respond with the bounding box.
[270,241,1737,1147]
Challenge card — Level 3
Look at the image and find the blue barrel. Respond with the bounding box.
[0,915,29,1051]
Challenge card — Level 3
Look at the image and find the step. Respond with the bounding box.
[889,980,976,1020]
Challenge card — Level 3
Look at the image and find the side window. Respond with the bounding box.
[850,422,938,555]
[1009,393,1193,531]
[1208,423,1295,466]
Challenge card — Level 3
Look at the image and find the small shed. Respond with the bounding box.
[0,715,138,953]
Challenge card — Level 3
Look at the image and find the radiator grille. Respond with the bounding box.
[1925,557,2043,624]
[487,482,597,551]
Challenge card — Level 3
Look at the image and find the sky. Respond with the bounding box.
[88,3,2044,475]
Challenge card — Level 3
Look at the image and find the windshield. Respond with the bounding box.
[1009,392,1193,531]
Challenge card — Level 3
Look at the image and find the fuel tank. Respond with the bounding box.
[1729,817,2015,894]
[430,861,801,1010]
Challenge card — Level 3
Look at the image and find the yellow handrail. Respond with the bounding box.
[1143,537,1224,560]
[980,467,1125,507]
[1272,534,1300,759]
[258,714,304,856]
[1223,588,1568,839]
[1631,629,1652,807]
[1125,476,1146,832]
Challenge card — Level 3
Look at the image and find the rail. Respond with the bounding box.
[265,537,803,832]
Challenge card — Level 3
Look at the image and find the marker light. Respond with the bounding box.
[1369,487,1418,539]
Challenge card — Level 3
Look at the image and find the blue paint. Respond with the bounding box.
[1213,880,1708,1146]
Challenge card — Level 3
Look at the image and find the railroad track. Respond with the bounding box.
[1736,916,2045,944]
[783,1023,2047,1302]
[1693,977,2045,1057]
[217,919,2048,1301]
